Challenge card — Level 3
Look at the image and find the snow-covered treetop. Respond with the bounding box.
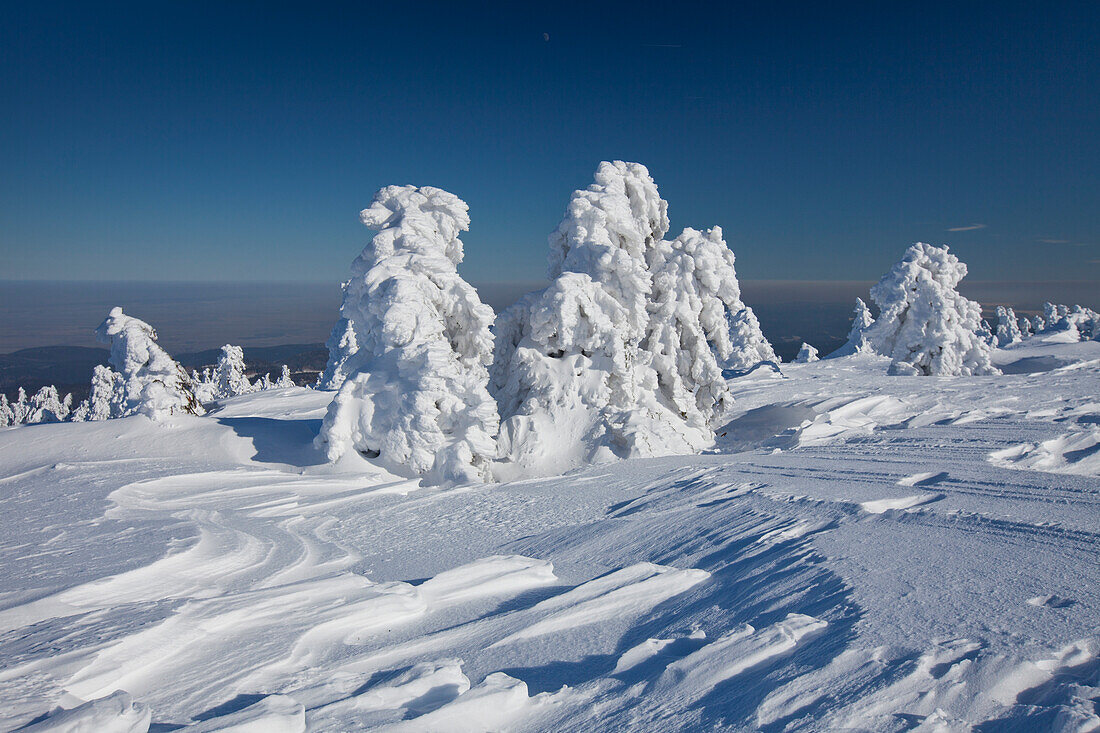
[545,161,668,340]
[866,243,998,376]
[549,160,669,280]
[359,185,471,267]
[96,307,179,380]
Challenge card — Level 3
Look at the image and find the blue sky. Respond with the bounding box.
[2,1,1097,284]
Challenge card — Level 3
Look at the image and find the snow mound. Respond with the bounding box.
[794,342,820,363]
[317,185,500,485]
[990,429,1100,476]
[865,243,999,376]
[21,690,151,733]
[189,694,304,732]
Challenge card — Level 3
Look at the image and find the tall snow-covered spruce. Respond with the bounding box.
[491,161,775,478]
[316,185,499,485]
[865,243,999,376]
[92,307,204,419]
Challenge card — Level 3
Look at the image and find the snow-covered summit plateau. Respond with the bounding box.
[1,330,1098,731]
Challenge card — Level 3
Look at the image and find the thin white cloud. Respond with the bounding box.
[947,223,987,232]
[1037,238,1069,244]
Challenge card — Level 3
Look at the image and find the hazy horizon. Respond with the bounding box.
[2,279,1095,357]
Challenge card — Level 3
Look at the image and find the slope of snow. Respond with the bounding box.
[0,340,1098,731]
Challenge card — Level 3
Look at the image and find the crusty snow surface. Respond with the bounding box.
[1,335,1098,731]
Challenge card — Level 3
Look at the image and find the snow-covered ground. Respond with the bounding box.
[1,334,1098,732]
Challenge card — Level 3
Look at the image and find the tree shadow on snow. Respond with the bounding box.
[216,417,325,467]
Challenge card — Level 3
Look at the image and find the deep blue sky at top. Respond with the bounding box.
[2,1,1097,284]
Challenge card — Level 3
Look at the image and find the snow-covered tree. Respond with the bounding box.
[996,306,1023,346]
[864,243,999,376]
[978,319,995,346]
[11,389,29,424]
[0,394,14,427]
[794,343,820,363]
[1018,316,1033,338]
[1031,315,1046,333]
[492,161,764,477]
[316,185,500,485]
[317,281,360,391]
[214,344,253,398]
[274,365,295,388]
[642,225,774,430]
[829,298,876,357]
[254,373,273,391]
[23,386,71,423]
[94,307,204,419]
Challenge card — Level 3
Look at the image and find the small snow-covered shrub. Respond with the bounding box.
[865,243,999,376]
[317,185,500,485]
[274,365,295,388]
[794,343,820,363]
[996,306,1023,346]
[829,298,875,357]
[93,307,204,419]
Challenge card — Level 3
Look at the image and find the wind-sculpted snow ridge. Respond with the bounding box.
[317,185,500,485]
[865,243,999,376]
[82,307,203,419]
[491,162,775,478]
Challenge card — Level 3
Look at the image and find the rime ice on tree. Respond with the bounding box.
[996,306,1023,346]
[92,307,203,419]
[794,343,820,363]
[865,243,999,376]
[214,345,253,398]
[491,161,775,477]
[829,298,875,357]
[316,185,500,485]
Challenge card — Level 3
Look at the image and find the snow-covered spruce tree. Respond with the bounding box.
[1031,315,1046,333]
[94,307,204,419]
[492,161,770,476]
[214,345,253,398]
[829,297,875,357]
[1018,316,1033,338]
[11,389,29,424]
[274,365,295,388]
[0,394,13,427]
[642,225,775,430]
[996,306,1023,346]
[794,343,820,363]
[317,282,359,390]
[864,243,999,376]
[316,185,499,485]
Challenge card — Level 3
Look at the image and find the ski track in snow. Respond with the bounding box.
[1,342,1099,731]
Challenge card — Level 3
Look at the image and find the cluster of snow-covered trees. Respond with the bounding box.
[0,386,73,427]
[315,162,777,481]
[5,160,1099,487]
